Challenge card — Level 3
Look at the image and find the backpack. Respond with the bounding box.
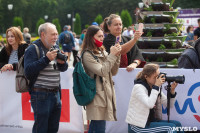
[16,44,40,93]
[178,38,200,69]
[64,32,71,44]
[72,50,102,106]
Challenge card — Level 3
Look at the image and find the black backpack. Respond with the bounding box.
[64,32,71,44]
[178,38,200,69]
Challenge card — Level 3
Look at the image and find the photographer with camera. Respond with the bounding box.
[24,22,68,133]
[126,64,183,133]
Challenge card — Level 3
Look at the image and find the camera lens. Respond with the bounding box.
[166,75,185,84]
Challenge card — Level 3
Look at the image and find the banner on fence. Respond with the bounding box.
[106,68,200,133]
[0,68,200,133]
[0,69,84,133]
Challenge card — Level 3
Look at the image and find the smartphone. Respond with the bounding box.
[138,23,144,32]
[115,36,120,45]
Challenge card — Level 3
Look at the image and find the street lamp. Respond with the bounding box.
[72,18,76,32]
[73,18,76,22]
[7,4,13,10]
[7,4,13,30]
[67,14,71,19]
[44,15,48,21]
[67,14,72,27]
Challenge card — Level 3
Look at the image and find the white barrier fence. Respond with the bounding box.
[0,69,83,133]
[0,68,200,133]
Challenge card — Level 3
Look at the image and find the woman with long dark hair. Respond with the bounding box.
[81,25,121,133]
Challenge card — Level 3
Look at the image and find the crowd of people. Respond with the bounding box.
[1,15,200,133]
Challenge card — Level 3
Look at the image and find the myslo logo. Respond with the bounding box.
[170,126,198,132]
[163,82,200,123]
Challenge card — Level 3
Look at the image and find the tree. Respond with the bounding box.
[0,0,200,34]
[52,18,61,34]
[94,14,103,25]
[74,13,81,35]
[35,18,45,35]
[13,17,24,30]
[120,10,132,28]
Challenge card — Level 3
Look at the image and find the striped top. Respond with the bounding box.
[34,60,60,90]
[8,50,18,64]
[129,124,173,133]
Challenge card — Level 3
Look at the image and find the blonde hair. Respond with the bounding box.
[6,27,25,55]
[103,14,121,33]
[136,64,159,80]
[23,27,29,33]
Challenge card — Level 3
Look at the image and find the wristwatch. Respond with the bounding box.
[133,61,138,66]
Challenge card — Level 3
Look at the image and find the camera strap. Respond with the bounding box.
[158,85,162,98]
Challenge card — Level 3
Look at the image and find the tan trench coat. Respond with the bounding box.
[82,50,120,121]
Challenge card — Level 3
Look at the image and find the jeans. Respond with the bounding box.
[31,91,61,133]
[128,120,184,133]
[88,120,106,133]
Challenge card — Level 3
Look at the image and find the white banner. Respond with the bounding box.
[0,68,84,133]
[106,68,200,133]
[0,68,200,133]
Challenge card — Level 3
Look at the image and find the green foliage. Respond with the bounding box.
[143,6,153,11]
[177,19,184,24]
[35,18,45,35]
[171,41,176,48]
[151,17,156,23]
[159,44,166,50]
[52,18,61,34]
[164,24,171,31]
[74,13,82,35]
[165,32,178,37]
[120,10,132,28]
[163,11,179,18]
[146,31,152,37]
[164,24,170,32]
[156,57,163,62]
[171,15,177,23]
[13,17,24,30]
[85,24,90,29]
[94,14,103,26]
[170,58,178,65]
[170,0,175,8]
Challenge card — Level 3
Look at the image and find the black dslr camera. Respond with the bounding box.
[159,72,185,84]
[50,45,68,62]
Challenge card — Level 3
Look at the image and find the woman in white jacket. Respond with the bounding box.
[126,64,183,133]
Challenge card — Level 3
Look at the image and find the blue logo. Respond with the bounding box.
[162,82,200,122]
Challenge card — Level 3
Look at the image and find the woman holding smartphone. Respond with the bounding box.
[103,14,146,72]
[81,25,121,133]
